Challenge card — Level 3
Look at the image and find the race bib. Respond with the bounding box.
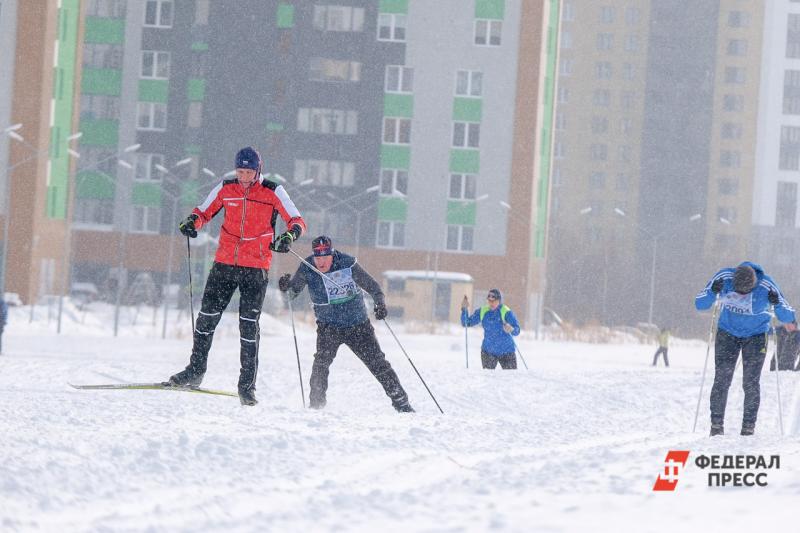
[322,268,357,305]
[721,291,754,315]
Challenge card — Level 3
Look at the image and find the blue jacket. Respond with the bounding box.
[285,252,385,328]
[695,261,795,338]
[462,304,520,356]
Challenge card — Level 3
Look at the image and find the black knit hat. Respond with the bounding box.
[312,235,333,256]
[235,146,261,171]
[733,265,757,294]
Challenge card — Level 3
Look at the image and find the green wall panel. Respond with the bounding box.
[381,145,411,169]
[475,0,505,19]
[384,94,414,118]
[446,201,477,225]
[277,4,295,28]
[187,78,205,101]
[449,149,480,173]
[76,171,115,199]
[379,0,409,13]
[378,197,408,222]
[138,79,169,103]
[453,98,482,122]
[132,183,163,206]
[81,68,122,96]
[84,17,124,44]
[79,119,119,147]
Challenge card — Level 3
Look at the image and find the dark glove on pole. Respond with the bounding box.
[374,301,387,320]
[768,290,780,306]
[278,273,292,292]
[711,278,724,294]
[179,214,199,238]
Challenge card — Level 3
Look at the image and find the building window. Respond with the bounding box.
[134,153,164,182]
[187,101,203,128]
[718,177,739,195]
[456,70,483,97]
[622,63,636,80]
[589,171,605,189]
[74,198,114,226]
[625,7,641,25]
[720,150,741,168]
[785,70,800,114]
[385,65,414,93]
[83,43,123,69]
[309,58,362,82]
[140,51,170,79]
[297,108,358,134]
[475,19,502,46]
[721,122,742,140]
[558,86,569,103]
[87,0,127,17]
[727,39,748,56]
[724,94,744,112]
[554,140,565,159]
[293,159,355,186]
[561,30,572,49]
[616,173,630,191]
[596,61,612,79]
[313,5,365,32]
[777,182,798,227]
[620,118,633,135]
[593,89,610,107]
[725,67,746,84]
[780,126,800,170]
[80,95,120,120]
[194,0,210,25]
[446,225,474,252]
[452,122,480,148]
[789,15,800,59]
[387,278,406,292]
[559,59,573,77]
[591,116,608,134]
[131,206,161,234]
[596,33,613,51]
[728,11,750,28]
[620,91,635,110]
[555,110,566,130]
[562,2,574,22]
[624,34,640,52]
[619,145,632,163]
[717,206,738,225]
[380,169,408,195]
[136,102,167,131]
[590,143,608,161]
[600,6,615,23]
[383,117,411,144]
[144,0,173,28]
[449,173,477,200]
[377,221,405,248]
[377,13,406,42]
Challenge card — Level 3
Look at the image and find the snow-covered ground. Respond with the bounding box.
[2,303,800,532]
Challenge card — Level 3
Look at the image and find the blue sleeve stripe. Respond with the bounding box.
[696,272,732,299]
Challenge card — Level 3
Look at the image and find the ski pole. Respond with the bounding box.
[692,298,719,433]
[287,295,306,408]
[187,236,195,333]
[464,321,469,369]
[515,343,529,370]
[382,317,444,414]
[770,313,785,436]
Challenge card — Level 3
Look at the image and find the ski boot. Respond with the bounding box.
[710,423,724,437]
[239,388,258,406]
[168,368,203,387]
[394,401,415,413]
[740,425,755,436]
[309,399,326,410]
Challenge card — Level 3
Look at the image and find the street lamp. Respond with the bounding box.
[614,208,702,325]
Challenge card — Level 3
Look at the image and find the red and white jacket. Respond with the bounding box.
[193,177,306,269]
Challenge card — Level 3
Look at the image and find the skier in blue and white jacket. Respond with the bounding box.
[695,261,796,436]
[461,288,521,369]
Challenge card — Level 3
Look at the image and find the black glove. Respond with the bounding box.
[278,273,292,292]
[374,301,387,320]
[179,214,199,238]
[769,290,780,306]
[711,278,724,294]
[272,224,302,254]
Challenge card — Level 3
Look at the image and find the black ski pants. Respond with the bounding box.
[186,262,268,393]
[652,347,669,367]
[309,320,409,408]
[710,329,767,428]
[481,350,517,369]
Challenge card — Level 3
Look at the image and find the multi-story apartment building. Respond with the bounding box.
[65,0,557,325]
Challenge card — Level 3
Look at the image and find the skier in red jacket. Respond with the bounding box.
[168,146,306,405]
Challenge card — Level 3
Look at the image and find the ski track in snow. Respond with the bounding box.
[1,307,800,532]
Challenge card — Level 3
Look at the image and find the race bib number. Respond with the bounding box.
[721,291,754,315]
[323,268,357,305]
